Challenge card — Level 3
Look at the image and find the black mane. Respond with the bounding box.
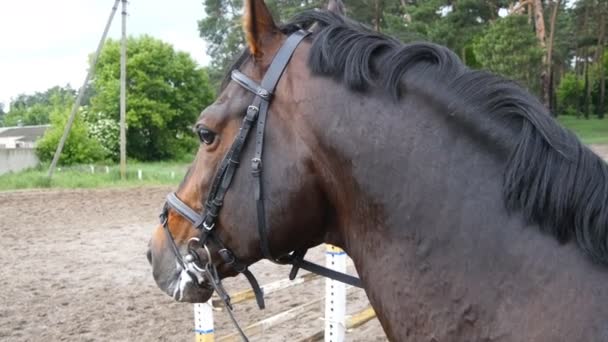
[230,10,608,265]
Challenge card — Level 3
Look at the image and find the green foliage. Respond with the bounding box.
[0,103,5,126]
[91,36,215,161]
[3,86,75,127]
[3,103,52,127]
[197,0,516,84]
[36,98,105,165]
[473,15,543,93]
[198,0,331,87]
[198,0,246,88]
[406,0,510,61]
[557,73,585,116]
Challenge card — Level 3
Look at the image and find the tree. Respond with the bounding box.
[198,0,421,86]
[546,0,562,113]
[198,0,247,87]
[198,0,333,87]
[595,0,607,118]
[194,0,601,119]
[0,103,5,126]
[405,0,511,64]
[3,86,76,126]
[572,0,598,118]
[91,35,215,161]
[474,15,543,93]
[532,0,549,106]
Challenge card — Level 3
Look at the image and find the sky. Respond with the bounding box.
[0,0,210,108]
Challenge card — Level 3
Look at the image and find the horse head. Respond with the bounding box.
[147,0,334,303]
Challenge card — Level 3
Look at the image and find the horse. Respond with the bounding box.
[147,0,608,340]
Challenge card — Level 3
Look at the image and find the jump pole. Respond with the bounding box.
[324,244,347,342]
[194,300,215,342]
[217,298,324,342]
[197,273,318,341]
[211,273,319,307]
[298,306,377,342]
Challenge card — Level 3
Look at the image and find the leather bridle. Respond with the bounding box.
[158,29,361,341]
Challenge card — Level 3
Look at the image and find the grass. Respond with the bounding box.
[558,116,608,145]
[0,161,189,191]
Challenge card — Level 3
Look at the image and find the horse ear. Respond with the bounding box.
[327,0,345,15]
[243,0,279,58]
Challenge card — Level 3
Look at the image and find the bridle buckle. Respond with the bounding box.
[246,106,259,121]
[203,220,215,231]
[251,158,262,173]
[257,88,270,99]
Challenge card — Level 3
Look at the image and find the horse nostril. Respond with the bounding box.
[146,249,152,264]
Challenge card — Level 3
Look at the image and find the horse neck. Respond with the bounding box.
[299,78,515,339]
[302,78,506,243]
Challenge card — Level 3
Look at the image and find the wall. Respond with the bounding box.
[0,148,39,175]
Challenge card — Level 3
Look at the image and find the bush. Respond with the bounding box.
[85,109,120,160]
[36,101,106,165]
[557,73,584,116]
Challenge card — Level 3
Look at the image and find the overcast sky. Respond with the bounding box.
[0,0,210,108]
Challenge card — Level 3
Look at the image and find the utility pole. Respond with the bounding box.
[120,0,128,180]
[48,0,121,178]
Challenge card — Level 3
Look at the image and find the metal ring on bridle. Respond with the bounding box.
[186,237,213,273]
[187,237,213,263]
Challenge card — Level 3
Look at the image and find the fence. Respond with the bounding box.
[193,245,376,342]
[0,148,39,175]
[52,164,185,180]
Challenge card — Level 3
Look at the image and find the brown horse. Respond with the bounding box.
[148,1,608,340]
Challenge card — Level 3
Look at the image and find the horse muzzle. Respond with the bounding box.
[148,236,214,303]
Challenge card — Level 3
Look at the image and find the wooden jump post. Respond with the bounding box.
[47,0,121,179]
[193,245,377,341]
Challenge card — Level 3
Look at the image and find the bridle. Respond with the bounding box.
[158,29,361,341]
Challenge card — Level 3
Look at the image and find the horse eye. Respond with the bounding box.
[197,127,216,145]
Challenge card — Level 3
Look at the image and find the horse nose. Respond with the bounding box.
[146,249,152,264]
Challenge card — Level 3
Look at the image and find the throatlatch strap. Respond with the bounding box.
[298,259,363,288]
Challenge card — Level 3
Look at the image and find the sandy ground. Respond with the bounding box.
[0,187,386,341]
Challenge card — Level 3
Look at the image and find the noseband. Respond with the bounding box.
[159,29,361,340]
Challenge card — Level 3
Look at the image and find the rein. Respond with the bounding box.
[159,29,361,341]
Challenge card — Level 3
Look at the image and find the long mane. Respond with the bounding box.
[229,10,608,265]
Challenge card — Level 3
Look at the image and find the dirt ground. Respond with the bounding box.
[0,187,386,341]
